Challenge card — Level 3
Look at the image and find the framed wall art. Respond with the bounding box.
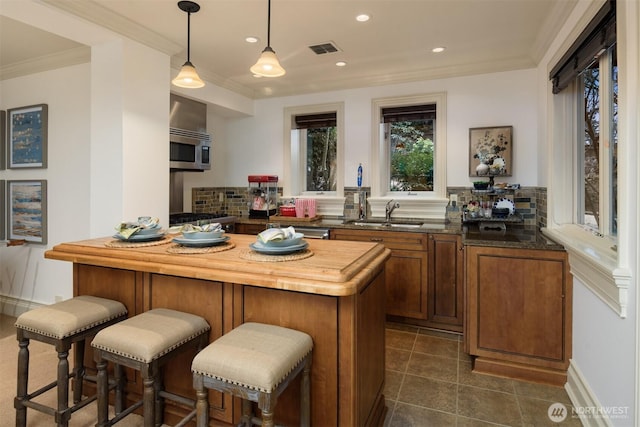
[7,104,48,169]
[469,126,512,177]
[0,180,4,240]
[0,110,5,170]
[7,180,47,244]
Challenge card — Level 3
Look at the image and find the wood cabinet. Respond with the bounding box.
[427,234,463,332]
[332,229,429,321]
[465,245,572,385]
[235,222,266,235]
[332,229,464,332]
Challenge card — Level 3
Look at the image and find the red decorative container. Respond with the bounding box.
[279,206,296,217]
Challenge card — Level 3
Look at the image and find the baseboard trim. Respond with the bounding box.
[0,295,44,318]
[565,359,613,427]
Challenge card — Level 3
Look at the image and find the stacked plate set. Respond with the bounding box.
[114,217,166,242]
[251,227,308,255]
[172,223,228,247]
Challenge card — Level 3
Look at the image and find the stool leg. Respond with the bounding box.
[142,375,155,427]
[96,357,109,427]
[154,368,163,427]
[240,399,252,427]
[55,348,71,427]
[15,338,29,427]
[114,363,125,414]
[193,374,209,427]
[261,409,275,427]
[72,340,85,404]
[300,355,312,427]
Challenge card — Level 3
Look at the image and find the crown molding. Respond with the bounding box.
[0,46,90,81]
[42,0,182,55]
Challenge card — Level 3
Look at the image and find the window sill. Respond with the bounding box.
[281,196,346,217]
[368,196,449,220]
[542,224,631,318]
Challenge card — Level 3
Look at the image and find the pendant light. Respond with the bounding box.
[172,1,205,88]
[250,0,286,77]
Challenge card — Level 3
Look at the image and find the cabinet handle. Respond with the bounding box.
[370,238,384,242]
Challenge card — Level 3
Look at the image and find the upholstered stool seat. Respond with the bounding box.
[92,308,210,427]
[15,295,128,427]
[191,322,313,427]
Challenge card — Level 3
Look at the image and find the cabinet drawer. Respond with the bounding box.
[331,229,427,251]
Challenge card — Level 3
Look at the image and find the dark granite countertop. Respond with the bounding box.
[235,216,565,251]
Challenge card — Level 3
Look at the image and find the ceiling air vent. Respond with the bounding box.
[309,42,340,55]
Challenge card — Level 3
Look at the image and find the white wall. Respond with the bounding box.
[0,64,91,310]
[184,69,538,191]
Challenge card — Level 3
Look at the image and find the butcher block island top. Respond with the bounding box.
[45,234,389,296]
[45,234,391,426]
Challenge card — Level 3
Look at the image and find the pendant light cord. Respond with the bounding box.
[267,0,271,48]
[187,10,192,62]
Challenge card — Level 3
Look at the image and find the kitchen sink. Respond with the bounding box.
[345,220,424,229]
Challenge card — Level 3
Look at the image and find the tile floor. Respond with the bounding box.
[384,322,581,426]
[1,314,580,426]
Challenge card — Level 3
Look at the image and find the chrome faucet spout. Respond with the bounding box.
[385,200,400,222]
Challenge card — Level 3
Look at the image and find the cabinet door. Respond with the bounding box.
[235,223,266,235]
[427,234,463,331]
[466,245,572,383]
[332,229,428,320]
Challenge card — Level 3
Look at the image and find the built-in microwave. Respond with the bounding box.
[170,127,211,171]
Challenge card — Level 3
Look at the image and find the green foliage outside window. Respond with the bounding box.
[389,120,434,191]
[306,127,337,192]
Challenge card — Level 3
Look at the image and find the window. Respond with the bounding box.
[545,0,631,317]
[383,105,436,192]
[578,47,618,235]
[283,103,345,216]
[294,113,337,193]
[368,93,447,219]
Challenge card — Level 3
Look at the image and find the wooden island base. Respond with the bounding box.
[45,234,390,426]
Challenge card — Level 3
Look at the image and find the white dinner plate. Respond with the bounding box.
[249,241,309,255]
[493,198,515,214]
[173,235,230,247]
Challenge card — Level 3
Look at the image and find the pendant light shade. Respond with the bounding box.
[251,0,286,77]
[172,1,205,88]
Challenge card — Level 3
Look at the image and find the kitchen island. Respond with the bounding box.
[45,234,390,426]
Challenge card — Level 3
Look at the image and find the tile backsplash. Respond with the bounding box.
[192,186,547,227]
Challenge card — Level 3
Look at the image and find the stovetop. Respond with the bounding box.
[169,212,236,226]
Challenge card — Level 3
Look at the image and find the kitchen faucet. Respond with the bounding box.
[385,200,400,222]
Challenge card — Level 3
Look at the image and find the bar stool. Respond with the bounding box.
[91,308,210,427]
[191,322,313,427]
[14,295,128,427]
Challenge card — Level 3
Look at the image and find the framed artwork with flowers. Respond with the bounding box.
[468,126,512,177]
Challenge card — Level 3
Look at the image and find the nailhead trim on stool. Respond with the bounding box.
[14,295,128,427]
[191,322,313,427]
[92,308,210,427]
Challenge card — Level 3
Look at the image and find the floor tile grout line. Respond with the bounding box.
[388,328,419,424]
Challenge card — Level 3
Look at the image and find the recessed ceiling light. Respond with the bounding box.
[245,36,259,43]
[432,46,446,53]
[356,14,370,22]
[336,61,347,67]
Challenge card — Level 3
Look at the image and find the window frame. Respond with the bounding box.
[283,102,345,216]
[369,93,448,220]
[543,1,633,318]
